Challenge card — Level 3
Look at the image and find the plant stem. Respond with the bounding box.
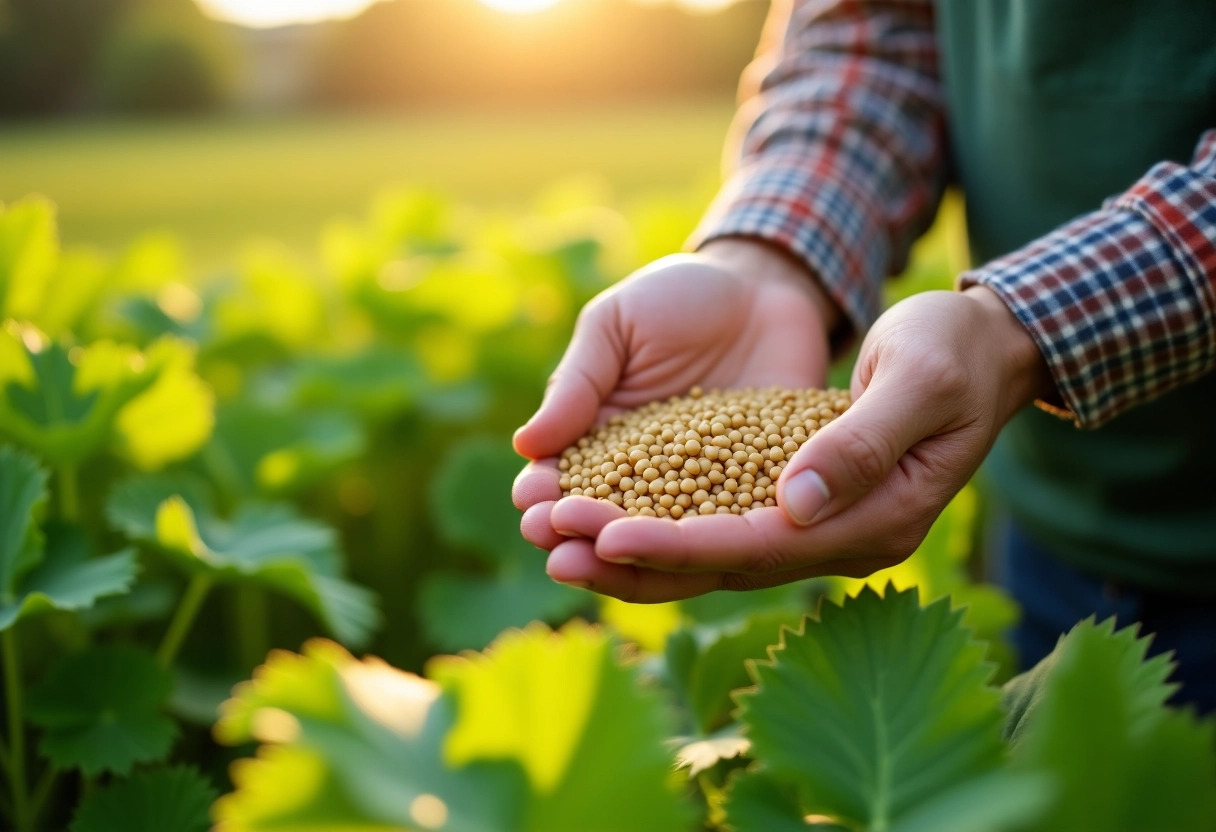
[156,575,212,668]
[58,465,80,523]
[235,584,269,671]
[2,629,30,832]
[27,765,57,828]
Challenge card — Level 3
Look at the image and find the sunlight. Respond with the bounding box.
[479,0,564,12]
[195,0,381,28]
[196,0,742,28]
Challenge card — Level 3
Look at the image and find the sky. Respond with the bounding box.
[195,0,740,29]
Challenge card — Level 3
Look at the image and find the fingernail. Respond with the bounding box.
[783,469,830,526]
[601,555,636,565]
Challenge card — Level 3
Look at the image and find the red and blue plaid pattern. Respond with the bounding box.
[691,0,1216,428]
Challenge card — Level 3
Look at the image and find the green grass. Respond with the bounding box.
[0,101,735,264]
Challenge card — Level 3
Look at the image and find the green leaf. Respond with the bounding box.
[430,621,694,831]
[113,340,214,470]
[685,610,803,734]
[0,330,181,465]
[214,639,523,831]
[287,345,426,421]
[0,451,135,631]
[735,585,1018,831]
[70,765,217,832]
[725,769,829,832]
[432,436,534,565]
[202,401,365,498]
[0,196,58,320]
[0,523,138,631]
[108,473,379,647]
[28,645,176,775]
[1009,618,1216,831]
[417,566,587,652]
[0,444,48,600]
[1002,618,1175,746]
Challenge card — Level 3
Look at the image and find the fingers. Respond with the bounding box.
[595,468,929,574]
[549,495,627,538]
[513,303,622,460]
[521,502,565,551]
[776,368,946,527]
[546,538,725,603]
[512,459,562,510]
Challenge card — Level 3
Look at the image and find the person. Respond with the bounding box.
[511,0,1216,712]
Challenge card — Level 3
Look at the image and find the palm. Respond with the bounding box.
[599,257,830,413]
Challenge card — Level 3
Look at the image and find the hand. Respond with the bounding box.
[512,239,838,593]
[520,283,1052,603]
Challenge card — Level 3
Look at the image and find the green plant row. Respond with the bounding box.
[5,189,1208,830]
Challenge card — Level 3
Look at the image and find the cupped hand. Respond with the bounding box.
[512,239,837,587]
[518,282,1053,603]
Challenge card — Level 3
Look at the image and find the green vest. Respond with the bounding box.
[937,0,1216,591]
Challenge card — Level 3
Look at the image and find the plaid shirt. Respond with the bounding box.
[690,0,1216,428]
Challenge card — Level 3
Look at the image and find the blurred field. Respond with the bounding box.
[0,101,735,262]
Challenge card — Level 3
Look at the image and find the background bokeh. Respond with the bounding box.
[0,2,1006,829]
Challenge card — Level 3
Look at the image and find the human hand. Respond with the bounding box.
[520,284,1052,603]
[512,238,838,589]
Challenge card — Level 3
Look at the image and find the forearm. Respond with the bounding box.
[959,129,1216,428]
[690,0,947,345]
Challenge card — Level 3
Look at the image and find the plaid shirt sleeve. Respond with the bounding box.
[687,0,946,342]
[959,130,1216,429]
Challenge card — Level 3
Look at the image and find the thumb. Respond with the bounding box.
[513,303,623,460]
[776,370,941,526]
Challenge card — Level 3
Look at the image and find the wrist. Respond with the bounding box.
[962,284,1055,415]
[699,237,845,336]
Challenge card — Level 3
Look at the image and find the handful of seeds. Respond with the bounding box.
[558,386,851,519]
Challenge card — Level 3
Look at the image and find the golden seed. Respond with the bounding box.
[556,387,849,520]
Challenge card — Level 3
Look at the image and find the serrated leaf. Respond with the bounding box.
[430,621,694,831]
[673,725,751,777]
[687,611,802,734]
[0,444,48,598]
[0,331,180,465]
[28,645,176,775]
[417,566,587,652]
[736,585,1013,831]
[70,765,217,832]
[108,474,379,647]
[724,769,820,832]
[0,523,137,631]
[1010,618,1216,831]
[0,455,134,631]
[433,437,534,565]
[215,639,523,831]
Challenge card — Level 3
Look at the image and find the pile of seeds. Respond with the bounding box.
[558,386,850,519]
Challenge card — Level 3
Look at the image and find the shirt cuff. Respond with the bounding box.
[959,207,1210,428]
[687,152,888,347]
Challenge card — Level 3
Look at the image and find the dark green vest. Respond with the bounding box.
[937,0,1216,591]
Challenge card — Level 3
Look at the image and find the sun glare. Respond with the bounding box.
[478,0,564,12]
[195,0,380,28]
[196,0,739,28]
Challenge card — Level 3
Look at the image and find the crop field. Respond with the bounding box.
[1,107,1210,831]
[0,102,735,261]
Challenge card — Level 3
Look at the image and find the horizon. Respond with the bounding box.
[195,0,743,30]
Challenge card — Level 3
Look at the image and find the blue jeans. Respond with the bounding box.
[996,521,1216,715]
